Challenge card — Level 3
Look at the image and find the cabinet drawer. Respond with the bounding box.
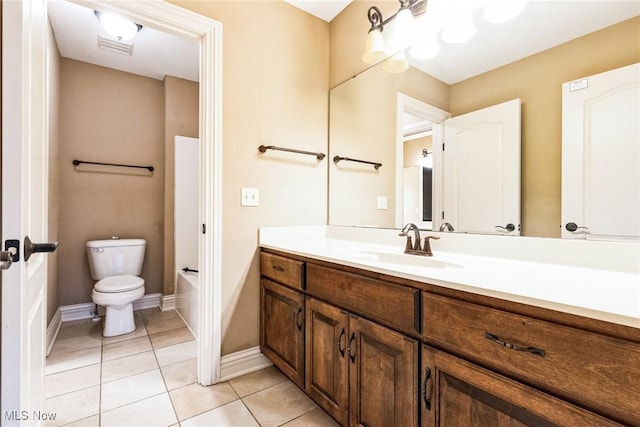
[307,263,419,335]
[260,252,305,290]
[422,292,640,426]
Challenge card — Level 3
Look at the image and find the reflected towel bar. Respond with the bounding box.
[182,267,199,273]
[258,145,326,161]
[333,156,382,170]
[73,159,154,172]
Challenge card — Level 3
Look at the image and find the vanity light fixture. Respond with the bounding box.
[94,10,142,41]
[362,0,527,72]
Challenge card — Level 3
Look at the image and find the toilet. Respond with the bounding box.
[86,238,146,337]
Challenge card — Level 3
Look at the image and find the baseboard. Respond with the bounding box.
[59,293,163,323]
[46,308,62,356]
[220,346,273,382]
[161,293,176,311]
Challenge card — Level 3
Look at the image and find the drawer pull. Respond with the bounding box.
[348,332,356,363]
[422,367,433,411]
[295,307,303,331]
[272,265,285,272]
[338,327,346,358]
[485,332,545,357]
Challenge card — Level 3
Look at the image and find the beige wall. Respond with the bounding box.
[163,76,199,295]
[47,19,61,324]
[404,135,431,168]
[450,17,640,237]
[171,1,329,354]
[57,59,165,306]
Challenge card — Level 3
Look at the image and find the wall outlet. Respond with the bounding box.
[241,187,259,206]
[377,195,388,210]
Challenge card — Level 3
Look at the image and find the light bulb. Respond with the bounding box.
[410,31,441,60]
[98,12,139,41]
[362,28,386,64]
[392,7,416,49]
[484,0,526,23]
[442,13,477,44]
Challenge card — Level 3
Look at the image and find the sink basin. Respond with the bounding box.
[347,249,461,269]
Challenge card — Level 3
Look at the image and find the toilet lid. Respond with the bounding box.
[95,275,144,293]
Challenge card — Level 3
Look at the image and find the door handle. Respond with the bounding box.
[565,222,589,233]
[0,249,16,270]
[24,236,59,262]
[495,223,516,232]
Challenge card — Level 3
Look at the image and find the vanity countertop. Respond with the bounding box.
[259,226,640,329]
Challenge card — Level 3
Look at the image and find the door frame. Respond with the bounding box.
[40,0,222,385]
[82,0,223,386]
[395,93,450,230]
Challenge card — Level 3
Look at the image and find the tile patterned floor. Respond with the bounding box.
[44,309,339,427]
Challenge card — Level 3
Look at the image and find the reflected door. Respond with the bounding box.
[443,99,521,235]
[561,63,640,240]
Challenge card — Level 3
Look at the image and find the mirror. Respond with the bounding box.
[328,5,639,237]
[329,64,449,229]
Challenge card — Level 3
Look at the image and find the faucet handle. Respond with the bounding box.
[422,235,440,256]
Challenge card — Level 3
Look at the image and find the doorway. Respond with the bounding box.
[1,0,222,416]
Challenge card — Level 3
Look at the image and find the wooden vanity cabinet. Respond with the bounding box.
[305,297,419,427]
[260,252,306,388]
[261,250,638,426]
[423,292,640,425]
[420,345,620,427]
[305,297,349,425]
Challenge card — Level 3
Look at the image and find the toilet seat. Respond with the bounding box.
[95,275,144,293]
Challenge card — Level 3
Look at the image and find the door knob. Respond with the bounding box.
[24,236,59,262]
[495,223,516,232]
[0,249,16,271]
[565,222,589,232]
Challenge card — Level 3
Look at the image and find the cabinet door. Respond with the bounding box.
[421,345,620,427]
[261,278,305,388]
[349,316,418,427]
[305,298,349,426]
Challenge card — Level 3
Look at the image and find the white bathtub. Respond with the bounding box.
[176,270,199,337]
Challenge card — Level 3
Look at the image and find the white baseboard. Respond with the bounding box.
[161,294,176,311]
[59,293,163,323]
[220,346,273,382]
[46,308,62,356]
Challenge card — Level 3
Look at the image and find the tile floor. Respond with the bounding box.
[44,308,339,427]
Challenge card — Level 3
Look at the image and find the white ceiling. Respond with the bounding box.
[47,0,639,85]
[48,0,199,82]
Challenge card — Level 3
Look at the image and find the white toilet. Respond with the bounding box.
[86,238,146,337]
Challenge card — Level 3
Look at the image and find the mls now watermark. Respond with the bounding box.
[4,410,57,422]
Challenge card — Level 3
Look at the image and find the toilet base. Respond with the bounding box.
[103,303,136,337]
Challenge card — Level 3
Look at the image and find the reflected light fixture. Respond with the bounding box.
[362,0,527,72]
[362,0,426,73]
[94,10,142,41]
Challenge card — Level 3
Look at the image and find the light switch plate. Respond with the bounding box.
[241,187,259,206]
[377,195,388,210]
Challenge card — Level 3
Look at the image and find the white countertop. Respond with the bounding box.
[259,226,640,328]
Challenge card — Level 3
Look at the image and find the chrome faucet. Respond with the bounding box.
[439,222,455,232]
[399,223,440,256]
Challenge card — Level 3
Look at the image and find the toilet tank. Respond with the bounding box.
[86,239,146,280]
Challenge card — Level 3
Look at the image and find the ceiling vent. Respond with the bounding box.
[97,34,134,55]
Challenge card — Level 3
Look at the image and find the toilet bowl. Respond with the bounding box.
[86,239,146,337]
[92,275,145,337]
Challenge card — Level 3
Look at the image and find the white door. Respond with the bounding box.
[561,63,640,240]
[2,0,52,423]
[443,99,521,234]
